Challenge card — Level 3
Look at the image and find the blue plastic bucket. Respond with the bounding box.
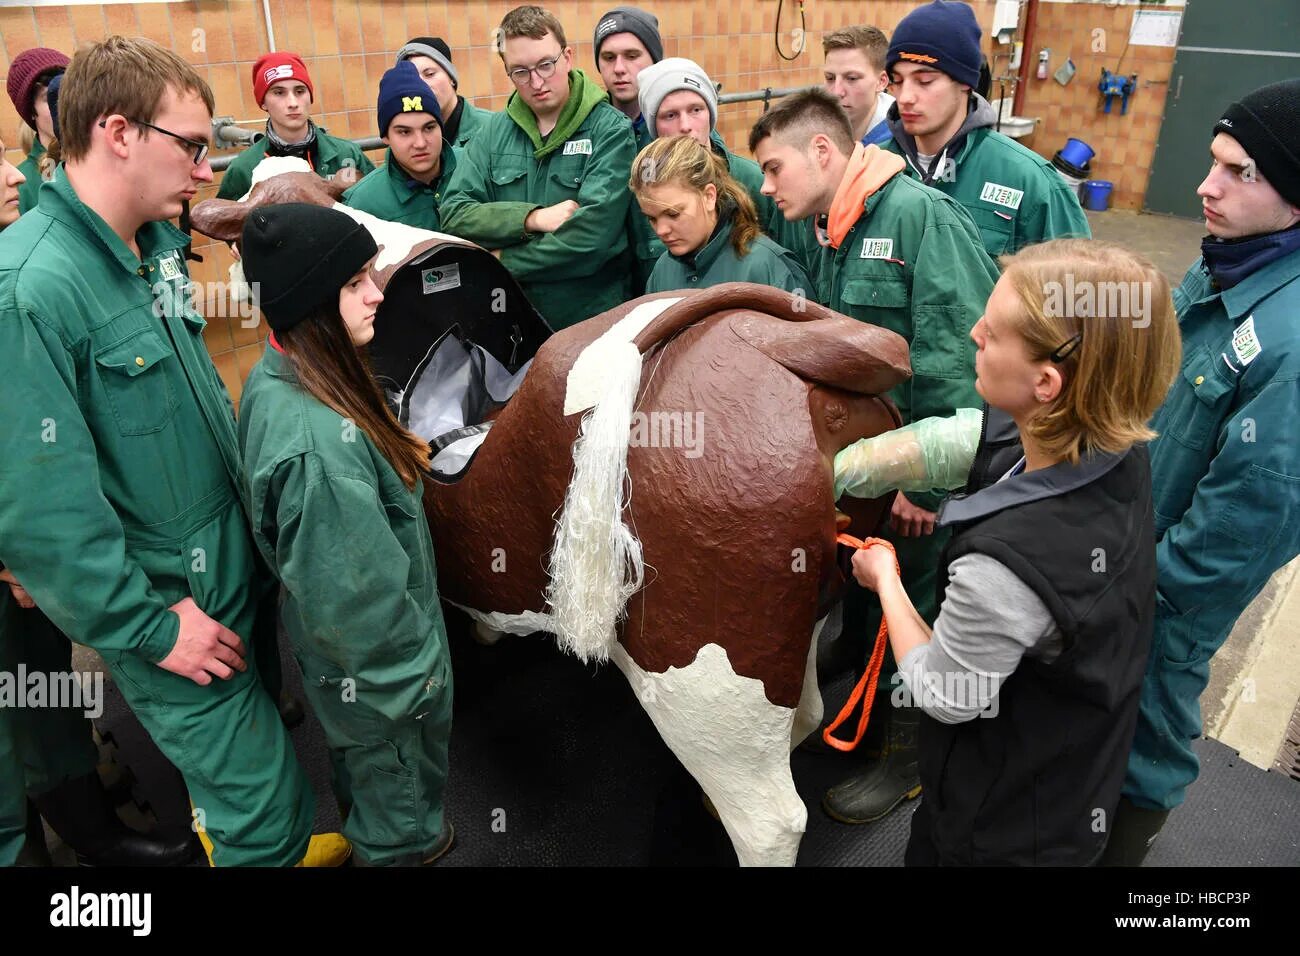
[1082,180,1113,211]
[1060,137,1095,169]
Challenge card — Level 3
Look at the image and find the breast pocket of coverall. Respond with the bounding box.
[92,325,181,436]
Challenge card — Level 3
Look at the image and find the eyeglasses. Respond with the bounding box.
[99,117,210,165]
[507,55,562,86]
[1048,331,1083,363]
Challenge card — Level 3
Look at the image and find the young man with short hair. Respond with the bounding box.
[883,0,1088,257]
[0,36,340,867]
[216,51,374,200]
[752,88,999,826]
[440,5,636,329]
[632,56,815,288]
[593,5,663,149]
[1104,79,1300,865]
[823,26,894,147]
[343,61,457,231]
[397,36,493,153]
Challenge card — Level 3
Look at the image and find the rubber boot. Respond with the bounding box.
[31,773,199,866]
[1099,796,1171,866]
[822,706,921,824]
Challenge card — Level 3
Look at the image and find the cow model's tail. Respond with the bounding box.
[544,336,646,664]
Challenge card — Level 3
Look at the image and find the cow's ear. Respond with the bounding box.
[190,198,249,243]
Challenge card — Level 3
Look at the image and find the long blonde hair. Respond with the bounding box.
[629,134,761,257]
[1001,239,1182,464]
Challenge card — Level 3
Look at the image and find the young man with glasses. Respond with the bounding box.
[0,36,346,867]
[216,51,374,201]
[440,5,636,329]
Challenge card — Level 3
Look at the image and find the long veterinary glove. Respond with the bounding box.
[834,408,984,500]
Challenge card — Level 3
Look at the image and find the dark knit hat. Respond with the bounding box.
[397,36,458,89]
[241,203,378,332]
[6,47,69,125]
[46,73,63,140]
[593,6,664,65]
[1213,79,1300,208]
[377,61,441,137]
[886,1,983,90]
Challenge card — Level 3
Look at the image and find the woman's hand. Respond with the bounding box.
[851,544,901,594]
[0,568,36,609]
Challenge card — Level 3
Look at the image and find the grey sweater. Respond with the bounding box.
[897,552,1064,724]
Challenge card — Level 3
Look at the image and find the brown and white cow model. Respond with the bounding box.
[193,159,910,866]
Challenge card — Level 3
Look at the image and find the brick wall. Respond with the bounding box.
[2,0,1021,402]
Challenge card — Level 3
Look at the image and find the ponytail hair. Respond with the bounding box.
[630,134,762,258]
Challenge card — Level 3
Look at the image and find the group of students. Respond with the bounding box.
[1,0,1299,867]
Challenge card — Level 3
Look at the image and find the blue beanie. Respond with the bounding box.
[886,0,983,90]
[377,61,441,138]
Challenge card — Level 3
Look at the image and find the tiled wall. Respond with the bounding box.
[1016,0,1179,213]
[1,0,1053,403]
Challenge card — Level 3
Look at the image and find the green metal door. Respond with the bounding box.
[1145,0,1300,219]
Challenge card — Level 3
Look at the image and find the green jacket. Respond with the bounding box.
[440,70,636,329]
[16,141,44,214]
[447,97,494,153]
[216,125,376,200]
[0,175,263,663]
[342,143,458,231]
[628,130,814,296]
[819,172,1000,511]
[237,344,450,721]
[1125,249,1300,810]
[887,118,1090,257]
[646,213,811,296]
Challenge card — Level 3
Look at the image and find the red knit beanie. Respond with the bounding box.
[251,52,314,107]
[6,47,70,124]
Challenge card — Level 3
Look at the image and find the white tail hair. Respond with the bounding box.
[545,339,646,663]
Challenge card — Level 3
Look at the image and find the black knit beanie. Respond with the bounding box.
[241,203,378,331]
[1213,79,1300,208]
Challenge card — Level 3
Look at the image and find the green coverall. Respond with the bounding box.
[342,143,459,231]
[0,176,315,866]
[440,69,637,329]
[645,214,811,295]
[821,171,998,629]
[216,126,376,201]
[238,344,454,866]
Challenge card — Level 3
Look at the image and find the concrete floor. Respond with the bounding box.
[1084,208,1206,284]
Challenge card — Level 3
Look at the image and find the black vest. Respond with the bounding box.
[921,438,1156,865]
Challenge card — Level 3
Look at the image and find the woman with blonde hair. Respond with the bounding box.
[630,133,811,295]
[834,239,1182,865]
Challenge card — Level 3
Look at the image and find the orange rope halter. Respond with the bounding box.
[822,534,899,752]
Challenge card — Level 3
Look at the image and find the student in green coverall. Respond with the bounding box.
[216,51,373,201]
[239,203,455,867]
[396,37,495,155]
[1,141,190,868]
[881,1,1089,258]
[5,47,69,214]
[631,133,810,295]
[440,5,637,329]
[751,88,998,827]
[632,57,819,293]
[0,37,345,868]
[343,62,458,231]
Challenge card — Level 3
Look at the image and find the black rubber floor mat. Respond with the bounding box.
[92,613,1300,867]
